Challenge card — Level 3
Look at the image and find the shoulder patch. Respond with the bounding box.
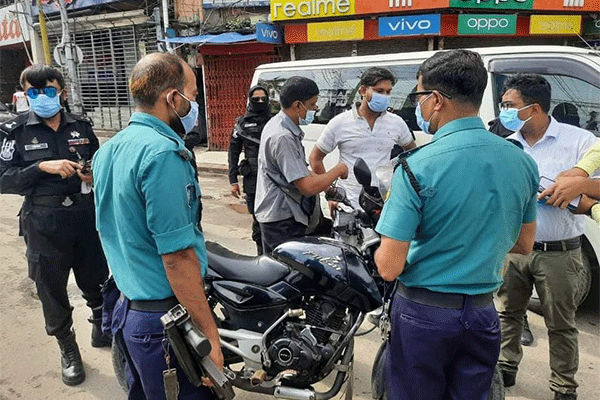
[68,113,93,126]
[0,114,26,134]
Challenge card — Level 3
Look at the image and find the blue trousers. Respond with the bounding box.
[112,297,214,400]
[385,292,500,400]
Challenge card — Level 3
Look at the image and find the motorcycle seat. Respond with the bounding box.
[205,241,290,287]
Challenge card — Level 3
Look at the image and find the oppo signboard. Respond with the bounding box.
[458,14,517,35]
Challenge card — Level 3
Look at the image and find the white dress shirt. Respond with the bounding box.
[508,117,598,241]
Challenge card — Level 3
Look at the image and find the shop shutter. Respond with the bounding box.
[443,36,568,50]
[47,22,157,131]
[295,42,354,60]
[357,38,429,55]
[203,53,280,150]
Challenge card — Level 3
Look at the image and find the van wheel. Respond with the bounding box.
[111,337,128,392]
[528,250,593,314]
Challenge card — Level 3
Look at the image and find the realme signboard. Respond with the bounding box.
[530,15,582,35]
[271,0,355,21]
[307,20,364,42]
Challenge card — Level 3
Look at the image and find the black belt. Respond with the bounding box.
[533,237,581,252]
[396,282,493,309]
[28,193,93,208]
[127,295,179,312]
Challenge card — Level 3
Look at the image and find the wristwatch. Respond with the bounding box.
[586,201,600,217]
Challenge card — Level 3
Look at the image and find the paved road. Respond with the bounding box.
[0,171,598,400]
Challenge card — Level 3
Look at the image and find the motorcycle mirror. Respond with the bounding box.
[354,158,371,189]
[325,186,352,207]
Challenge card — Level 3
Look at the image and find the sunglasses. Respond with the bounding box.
[408,90,452,107]
[251,96,268,103]
[27,86,59,99]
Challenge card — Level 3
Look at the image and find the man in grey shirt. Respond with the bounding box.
[254,76,348,253]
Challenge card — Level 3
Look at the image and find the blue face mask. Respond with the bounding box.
[28,93,62,119]
[172,92,199,134]
[367,91,391,113]
[415,94,434,134]
[299,102,316,125]
[499,104,533,132]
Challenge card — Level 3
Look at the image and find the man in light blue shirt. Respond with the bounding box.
[497,74,597,400]
[374,49,538,400]
[93,53,220,400]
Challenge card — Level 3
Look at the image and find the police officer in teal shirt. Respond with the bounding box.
[374,49,539,400]
[93,53,221,400]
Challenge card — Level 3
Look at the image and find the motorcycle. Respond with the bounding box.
[112,215,382,399]
[326,158,505,400]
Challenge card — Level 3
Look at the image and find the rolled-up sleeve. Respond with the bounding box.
[376,166,422,242]
[140,151,197,255]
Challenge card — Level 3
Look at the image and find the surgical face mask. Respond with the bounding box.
[499,104,533,132]
[172,92,199,134]
[415,94,434,134]
[299,102,316,125]
[28,92,62,119]
[367,91,391,113]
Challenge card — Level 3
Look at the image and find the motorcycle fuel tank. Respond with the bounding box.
[273,237,382,312]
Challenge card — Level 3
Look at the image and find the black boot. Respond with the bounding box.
[89,306,111,348]
[57,330,86,386]
[520,314,534,347]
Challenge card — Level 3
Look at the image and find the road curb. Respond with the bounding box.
[197,163,228,175]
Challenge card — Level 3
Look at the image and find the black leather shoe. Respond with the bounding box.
[58,330,85,386]
[89,306,111,348]
[90,321,112,348]
[500,369,516,388]
[521,314,534,347]
[554,392,577,400]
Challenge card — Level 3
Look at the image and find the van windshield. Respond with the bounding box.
[257,64,421,130]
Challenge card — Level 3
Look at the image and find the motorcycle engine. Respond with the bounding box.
[266,298,347,384]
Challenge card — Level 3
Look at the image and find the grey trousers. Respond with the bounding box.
[497,249,583,395]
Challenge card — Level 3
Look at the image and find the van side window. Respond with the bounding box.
[490,58,600,136]
[257,64,420,128]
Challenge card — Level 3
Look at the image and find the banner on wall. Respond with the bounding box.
[458,14,517,35]
[530,15,582,35]
[0,4,30,48]
[307,20,364,42]
[379,14,441,36]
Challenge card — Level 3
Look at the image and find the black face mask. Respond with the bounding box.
[249,99,269,114]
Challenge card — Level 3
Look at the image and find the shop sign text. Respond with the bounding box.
[458,14,517,35]
[451,0,533,9]
[271,0,355,21]
[307,20,364,42]
[530,15,582,35]
[379,14,441,36]
[256,23,283,44]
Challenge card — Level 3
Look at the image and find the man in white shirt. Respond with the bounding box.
[12,85,29,113]
[309,67,416,210]
[496,74,598,400]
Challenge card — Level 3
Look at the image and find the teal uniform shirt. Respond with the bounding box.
[93,112,207,300]
[376,117,539,295]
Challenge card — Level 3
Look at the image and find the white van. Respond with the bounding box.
[250,45,600,307]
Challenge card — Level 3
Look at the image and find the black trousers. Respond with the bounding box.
[20,201,109,339]
[244,192,262,255]
[260,217,306,254]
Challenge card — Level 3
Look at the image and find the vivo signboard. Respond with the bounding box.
[256,23,284,44]
[379,14,441,36]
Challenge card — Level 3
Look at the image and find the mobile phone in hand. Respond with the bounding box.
[538,176,581,211]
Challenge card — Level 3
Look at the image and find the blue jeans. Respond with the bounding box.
[385,292,500,400]
[112,297,214,400]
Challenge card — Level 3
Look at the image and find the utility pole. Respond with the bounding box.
[57,0,83,114]
[36,0,52,65]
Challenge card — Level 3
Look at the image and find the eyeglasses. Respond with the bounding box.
[498,102,531,111]
[251,96,268,103]
[408,90,452,107]
[27,86,59,99]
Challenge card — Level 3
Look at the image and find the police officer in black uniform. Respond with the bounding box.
[228,85,271,254]
[0,65,109,386]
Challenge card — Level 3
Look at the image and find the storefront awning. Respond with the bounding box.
[162,32,257,45]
